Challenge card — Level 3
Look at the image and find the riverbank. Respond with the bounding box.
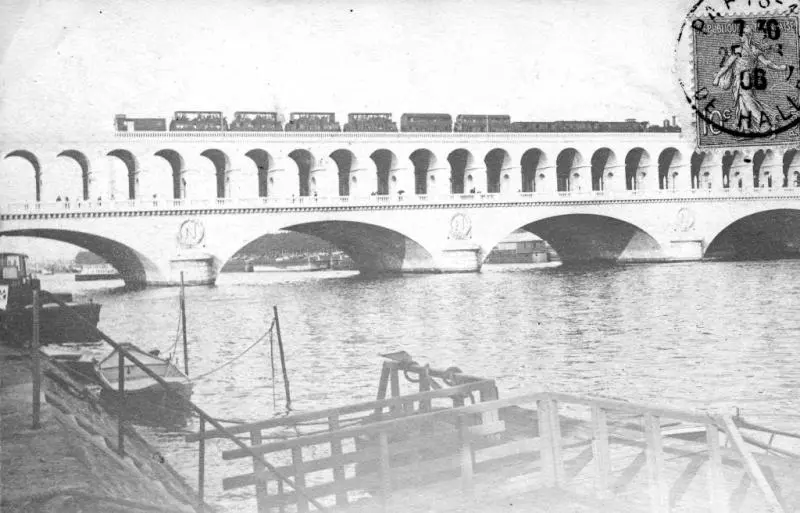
[0,345,205,513]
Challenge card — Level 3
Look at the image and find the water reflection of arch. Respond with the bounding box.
[484,148,512,194]
[590,148,617,191]
[4,150,41,201]
[409,149,439,195]
[521,148,548,193]
[446,148,477,194]
[657,147,682,190]
[57,149,91,200]
[371,149,399,195]
[624,147,650,191]
[153,149,184,198]
[555,148,583,192]
[106,149,138,199]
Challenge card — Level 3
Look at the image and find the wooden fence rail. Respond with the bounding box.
[204,390,794,513]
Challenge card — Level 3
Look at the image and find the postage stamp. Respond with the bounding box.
[675,2,800,148]
[692,15,800,147]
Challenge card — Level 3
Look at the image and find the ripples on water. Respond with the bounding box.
[43,260,800,510]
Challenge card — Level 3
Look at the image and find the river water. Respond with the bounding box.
[40,260,800,510]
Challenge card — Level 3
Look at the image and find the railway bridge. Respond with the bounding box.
[1,132,799,286]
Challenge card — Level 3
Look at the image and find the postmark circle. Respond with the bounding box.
[674,0,800,146]
[178,219,205,247]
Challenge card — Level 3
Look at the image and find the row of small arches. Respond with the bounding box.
[4,146,800,201]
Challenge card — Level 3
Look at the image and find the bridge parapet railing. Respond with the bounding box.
[205,389,796,513]
[4,187,800,214]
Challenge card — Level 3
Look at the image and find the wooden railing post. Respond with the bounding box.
[117,351,125,457]
[706,423,727,513]
[378,431,391,510]
[419,365,431,413]
[591,406,610,497]
[329,414,348,507]
[644,414,668,513]
[458,414,475,496]
[250,429,268,513]
[548,398,564,486]
[721,416,786,513]
[198,418,205,513]
[537,398,555,487]
[292,446,309,513]
[31,290,41,429]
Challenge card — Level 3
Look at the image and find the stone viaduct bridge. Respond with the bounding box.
[1,131,799,286]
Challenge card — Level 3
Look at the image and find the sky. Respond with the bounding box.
[0,0,693,141]
[0,0,693,258]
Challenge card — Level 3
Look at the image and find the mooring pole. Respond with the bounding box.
[118,350,125,456]
[180,272,189,376]
[198,417,206,512]
[31,290,41,429]
[273,305,292,410]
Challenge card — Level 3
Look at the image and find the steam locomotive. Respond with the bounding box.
[115,112,680,133]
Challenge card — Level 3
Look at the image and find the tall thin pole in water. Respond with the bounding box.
[273,305,292,410]
[180,272,189,376]
[31,290,41,429]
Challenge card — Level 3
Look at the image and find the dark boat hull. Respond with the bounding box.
[1,302,102,344]
[100,383,194,427]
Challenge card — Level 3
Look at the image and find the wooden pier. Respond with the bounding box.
[188,354,800,513]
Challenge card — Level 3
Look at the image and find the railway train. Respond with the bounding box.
[115,112,680,133]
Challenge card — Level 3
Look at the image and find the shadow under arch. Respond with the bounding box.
[154,149,184,199]
[330,149,359,196]
[276,221,436,275]
[705,209,800,260]
[521,148,548,192]
[370,149,398,195]
[488,214,663,264]
[590,148,617,191]
[625,147,650,191]
[288,149,315,197]
[200,149,230,198]
[107,149,138,199]
[409,149,438,195]
[5,150,42,201]
[57,150,91,200]
[484,148,511,193]
[447,149,476,194]
[245,149,275,197]
[0,230,160,288]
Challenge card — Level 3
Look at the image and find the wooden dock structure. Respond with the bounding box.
[188,354,800,513]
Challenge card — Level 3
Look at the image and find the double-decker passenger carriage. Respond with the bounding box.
[114,114,166,131]
[510,121,553,132]
[284,112,340,132]
[170,111,227,131]
[344,113,397,132]
[400,113,452,132]
[454,115,512,132]
[599,119,649,132]
[229,111,283,131]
